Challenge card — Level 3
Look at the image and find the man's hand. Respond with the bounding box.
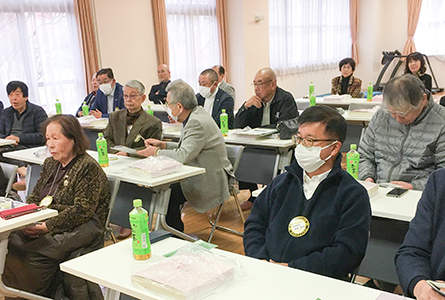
[5,135,20,145]
[168,115,179,123]
[144,139,166,149]
[365,177,375,183]
[90,109,102,119]
[116,151,128,156]
[77,111,83,117]
[137,146,158,157]
[245,95,263,109]
[23,222,48,238]
[414,280,445,300]
[390,181,413,190]
[269,259,288,267]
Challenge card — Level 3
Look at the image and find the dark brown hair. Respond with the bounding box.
[404,52,427,75]
[41,115,90,156]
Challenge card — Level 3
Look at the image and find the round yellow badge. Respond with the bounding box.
[288,216,310,237]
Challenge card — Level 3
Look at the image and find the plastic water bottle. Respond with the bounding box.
[367,83,373,102]
[55,99,62,114]
[96,133,109,167]
[346,144,360,179]
[220,109,229,135]
[146,105,154,116]
[129,199,151,260]
[309,82,316,106]
[82,101,89,116]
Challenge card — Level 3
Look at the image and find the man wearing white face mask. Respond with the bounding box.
[90,68,125,118]
[244,105,371,280]
[196,68,234,128]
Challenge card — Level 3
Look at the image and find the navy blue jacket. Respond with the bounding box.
[0,101,47,147]
[235,87,299,128]
[149,80,170,104]
[196,89,234,129]
[396,168,445,297]
[244,155,371,279]
[90,83,124,118]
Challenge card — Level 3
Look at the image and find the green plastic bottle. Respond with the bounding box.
[96,133,109,167]
[346,144,360,179]
[220,109,229,135]
[309,82,316,106]
[82,101,89,116]
[146,105,154,116]
[55,99,62,114]
[367,82,373,101]
[129,199,151,260]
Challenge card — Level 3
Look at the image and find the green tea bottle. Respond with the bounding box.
[346,144,360,179]
[129,199,151,260]
[55,99,62,114]
[220,109,229,135]
[82,101,89,116]
[96,133,109,167]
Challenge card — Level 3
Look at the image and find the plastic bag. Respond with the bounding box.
[129,155,183,178]
[132,243,242,300]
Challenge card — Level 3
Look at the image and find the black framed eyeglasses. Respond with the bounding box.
[292,135,336,148]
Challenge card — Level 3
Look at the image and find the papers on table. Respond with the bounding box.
[78,116,108,128]
[231,127,278,138]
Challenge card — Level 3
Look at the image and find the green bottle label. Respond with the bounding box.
[309,83,315,97]
[130,211,151,256]
[55,102,62,114]
[147,109,154,116]
[367,84,373,100]
[96,139,109,165]
[346,150,360,179]
[82,104,89,116]
[310,95,316,106]
[220,113,228,134]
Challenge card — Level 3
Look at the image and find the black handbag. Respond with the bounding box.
[277,117,299,140]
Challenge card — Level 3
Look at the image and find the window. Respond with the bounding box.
[414,0,445,57]
[165,0,220,91]
[269,0,351,75]
[0,0,85,114]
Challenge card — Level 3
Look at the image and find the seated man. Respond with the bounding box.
[137,79,234,232]
[212,65,236,100]
[359,75,445,190]
[76,73,99,117]
[395,169,445,299]
[0,81,48,167]
[244,105,371,280]
[196,68,234,129]
[149,64,171,104]
[104,80,162,156]
[331,57,362,98]
[235,67,299,209]
[90,68,124,118]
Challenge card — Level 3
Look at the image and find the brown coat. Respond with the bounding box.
[331,75,362,98]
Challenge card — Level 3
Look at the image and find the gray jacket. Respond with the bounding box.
[159,106,234,212]
[219,80,236,100]
[359,99,445,190]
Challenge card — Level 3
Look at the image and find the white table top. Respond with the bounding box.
[296,97,382,107]
[4,147,206,189]
[0,139,16,147]
[342,110,375,122]
[60,237,401,300]
[0,208,58,234]
[370,187,422,222]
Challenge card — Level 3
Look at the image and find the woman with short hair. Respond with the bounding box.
[331,57,362,98]
[404,51,432,92]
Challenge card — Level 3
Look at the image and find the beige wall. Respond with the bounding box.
[93,0,158,91]
[93,0,445,105]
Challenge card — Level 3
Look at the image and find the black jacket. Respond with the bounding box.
[234,87,299,128]
[196,89,234,129]
[149,80,170,104]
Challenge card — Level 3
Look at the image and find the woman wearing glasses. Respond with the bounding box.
[359,75,445,190]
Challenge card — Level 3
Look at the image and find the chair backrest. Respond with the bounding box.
[0,162,18,196]
[105,177,120,227]
[225,145,244,173]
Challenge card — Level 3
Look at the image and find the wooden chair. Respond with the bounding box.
[207,145,245,243]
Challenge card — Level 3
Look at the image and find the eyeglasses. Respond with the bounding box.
[123,94,142,100]
[251,80,272,87]
[383,106,414,118]
[293,135,336,148]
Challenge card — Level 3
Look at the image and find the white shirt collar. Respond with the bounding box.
[303,168,331,199]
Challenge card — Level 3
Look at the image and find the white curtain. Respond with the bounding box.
[269,0,351,75]
[414,0,445,61]
[0,0,85,114]
[165,0,220,92]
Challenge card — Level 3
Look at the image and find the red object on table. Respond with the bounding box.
[0,204,41,220]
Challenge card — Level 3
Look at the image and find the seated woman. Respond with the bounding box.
[331,57,362,98]
[404,52,432,92]
[4,114,110,299]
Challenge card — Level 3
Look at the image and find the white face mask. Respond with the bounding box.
[165,104,179,122]
[99,83,113,96]
[199,85,213,98]
[294,141,337,173]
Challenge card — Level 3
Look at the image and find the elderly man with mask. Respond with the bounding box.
[90,68,124,118]
[359,75,445,191]
[149,64,171,104]
[243,105,370,280]
[137,79,234,232]
[196,68,234,129]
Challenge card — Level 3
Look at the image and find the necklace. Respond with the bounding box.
[39,163,61,207]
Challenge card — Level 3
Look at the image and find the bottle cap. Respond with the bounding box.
[133,199,142,207]
[56,99,59,102]
[148,105,151,108]
[83,101,86,105]
[222,109,226,113]
[98,132,103,137]
[350,144,357,150]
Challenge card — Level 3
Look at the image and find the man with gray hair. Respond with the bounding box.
[138,79,234,232]
[359,75,445,190]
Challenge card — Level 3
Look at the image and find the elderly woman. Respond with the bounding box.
[359,75,445,190]
[404,52,432,92]
[4,115,110,299]
[331,57,362,98]
[137,79,234,232]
